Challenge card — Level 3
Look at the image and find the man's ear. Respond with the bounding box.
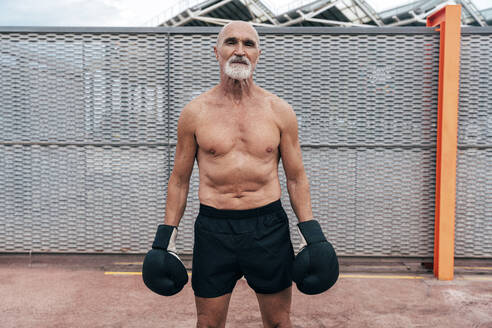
[213,46,218,61]
[254,49,261,66]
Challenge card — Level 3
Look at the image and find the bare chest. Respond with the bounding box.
[195,106,280,158]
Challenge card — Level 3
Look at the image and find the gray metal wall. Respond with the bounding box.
[0,26,489,257]
[455,30,492,257]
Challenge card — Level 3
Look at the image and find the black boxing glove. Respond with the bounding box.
[292,219,339,295]
[142,224,188,296]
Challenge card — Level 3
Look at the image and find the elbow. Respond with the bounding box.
[286,171,307,188]
[284,164,311,197]
[286,176,298,188]
[169,171,191,188]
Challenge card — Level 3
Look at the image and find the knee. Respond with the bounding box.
[196,314,226,328]
[271,320,292,328]
[277,320,292,328]
[264,314,292,328]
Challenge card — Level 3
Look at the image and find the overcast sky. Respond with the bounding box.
[0,0,490,27]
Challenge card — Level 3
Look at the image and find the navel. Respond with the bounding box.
[209,148,216,155]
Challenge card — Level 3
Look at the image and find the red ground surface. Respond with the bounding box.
[1,254,491,328]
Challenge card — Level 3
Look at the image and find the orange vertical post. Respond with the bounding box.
[426,5,462,280]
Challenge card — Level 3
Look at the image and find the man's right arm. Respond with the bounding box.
[164,103,198,226]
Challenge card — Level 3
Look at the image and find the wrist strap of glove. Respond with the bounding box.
[297,220,327,245]
[152,224,178,253]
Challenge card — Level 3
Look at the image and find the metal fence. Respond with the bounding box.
[455,30,492,257]
[0,26,490,257]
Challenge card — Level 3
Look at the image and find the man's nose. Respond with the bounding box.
[234,43,245,56]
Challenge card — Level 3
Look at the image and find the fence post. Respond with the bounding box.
[426,4,462,280]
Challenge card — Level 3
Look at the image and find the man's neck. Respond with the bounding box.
[218,75,255,104]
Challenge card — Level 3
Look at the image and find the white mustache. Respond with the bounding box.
[229,56,250,65]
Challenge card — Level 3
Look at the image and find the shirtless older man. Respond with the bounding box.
[142,21,339,328]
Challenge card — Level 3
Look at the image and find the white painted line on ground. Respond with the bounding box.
[455,266,492,270]
[458,276,492,281]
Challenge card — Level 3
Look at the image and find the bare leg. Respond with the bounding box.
[195,293,232,328]
[255,286,292,328]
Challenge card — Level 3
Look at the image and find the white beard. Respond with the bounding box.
[224,57,252,80]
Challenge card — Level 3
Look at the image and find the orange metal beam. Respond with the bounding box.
[426,5,462,280]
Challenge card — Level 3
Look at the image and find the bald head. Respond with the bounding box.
[216,21,260,49]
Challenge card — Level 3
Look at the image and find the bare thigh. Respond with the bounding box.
[195,293,232,328]
[256,286,292,328]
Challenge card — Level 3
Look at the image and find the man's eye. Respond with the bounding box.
[227,40,235,44]
[245,42,254,47]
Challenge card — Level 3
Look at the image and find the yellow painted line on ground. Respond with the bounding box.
[113,262,143,265]
[344,265,410,269]
[104,272,491,281]
[340,274,425,280]
[110,264,492,272]
[455,266,492,270]
[104,271,193,277]
[104,272,423,279]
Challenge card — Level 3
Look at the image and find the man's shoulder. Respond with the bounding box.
[258,87,292,113]
[256,87,296,132]
[183,87,216,113]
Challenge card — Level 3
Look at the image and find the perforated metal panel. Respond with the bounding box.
[455,32,492,257]
[254,33,440,256]
[0,27,462,257]
[167,30,441,256]
[0,31,169,252]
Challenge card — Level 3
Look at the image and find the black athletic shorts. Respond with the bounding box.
[191,199,295,298]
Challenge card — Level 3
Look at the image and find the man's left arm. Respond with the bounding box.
[278,100,339,295]
[278,102,313,223]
